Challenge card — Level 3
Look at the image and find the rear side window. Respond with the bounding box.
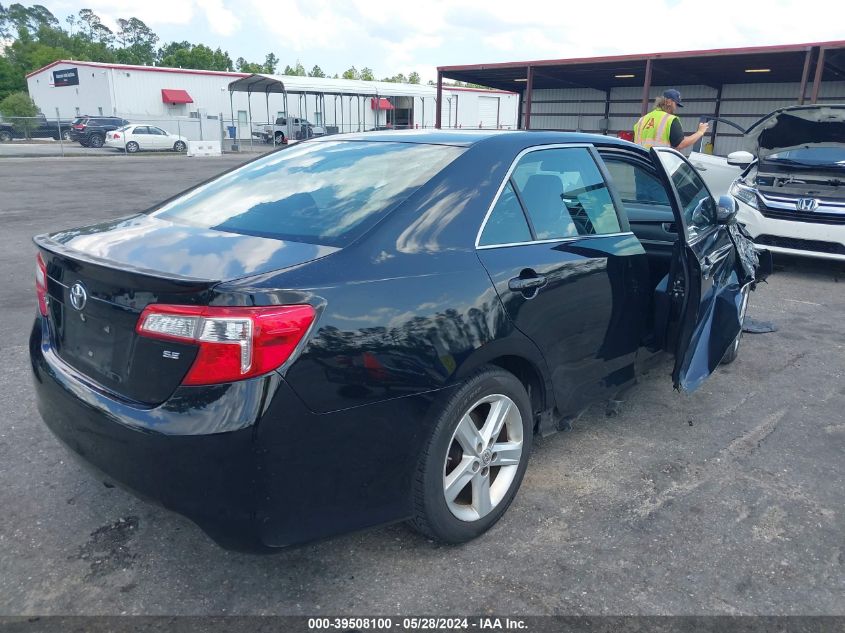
[512,147,621,239]
[479,182,532,246]
[153,141,464,246]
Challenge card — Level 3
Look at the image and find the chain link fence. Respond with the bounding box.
[0,113,230,158]
[1,97,435,158]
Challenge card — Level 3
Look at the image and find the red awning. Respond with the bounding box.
[161,89,193,104]
[371,97,394,110]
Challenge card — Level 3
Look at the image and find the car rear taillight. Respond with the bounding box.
[36,253,48,316]
[72,124,85,130]
[136,304,316,385]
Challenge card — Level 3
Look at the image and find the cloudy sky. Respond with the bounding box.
[43,0,843,81]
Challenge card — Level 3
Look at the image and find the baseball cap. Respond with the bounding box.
[663,89,684,107]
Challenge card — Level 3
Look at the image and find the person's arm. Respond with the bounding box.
[675,120,710,151]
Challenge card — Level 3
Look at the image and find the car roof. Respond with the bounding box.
[312,129,645,152]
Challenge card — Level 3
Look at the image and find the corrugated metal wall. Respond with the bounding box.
[526,80,845,155]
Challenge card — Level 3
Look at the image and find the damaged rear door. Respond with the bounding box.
[649,147,762,392]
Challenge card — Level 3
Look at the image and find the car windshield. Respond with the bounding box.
[152,141,465,246]
[766,146,845,167]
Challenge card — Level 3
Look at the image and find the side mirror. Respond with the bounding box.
[717,195,738,224]
[727,150,754,167]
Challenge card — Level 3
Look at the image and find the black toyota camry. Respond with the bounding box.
[30,130,769,550]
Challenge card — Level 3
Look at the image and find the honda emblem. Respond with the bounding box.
[796,198,819,212]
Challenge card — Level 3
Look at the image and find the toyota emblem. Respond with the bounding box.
[69,282,87,311]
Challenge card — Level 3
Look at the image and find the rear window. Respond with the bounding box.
[152,141,465,246]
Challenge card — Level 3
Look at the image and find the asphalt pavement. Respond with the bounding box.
[0,156,843,616]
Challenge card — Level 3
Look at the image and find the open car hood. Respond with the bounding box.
[744,104,845,160]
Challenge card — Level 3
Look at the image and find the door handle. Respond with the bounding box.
[508,275,547,292]
[693,162,708,171]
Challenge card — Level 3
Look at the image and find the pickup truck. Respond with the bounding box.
[253,117,326,144]
[0,115,74,141]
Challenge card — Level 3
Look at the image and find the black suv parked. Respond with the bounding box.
[69,116,130,147]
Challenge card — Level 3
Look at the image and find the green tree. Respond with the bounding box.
[341,66,359,80]
[381,73,407,83]
[5,3,58,32]
[160,43,232,71]
[308,64,325,78]
[282,61,305,76]
[77,9,102,39]
[114,17,158,65]
[236,57,263,73]
[408,71,420,84]
[263,52,278,74]
[0,90,39,137]
[359,67,374,81]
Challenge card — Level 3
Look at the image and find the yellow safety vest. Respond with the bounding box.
[633,109,677,148]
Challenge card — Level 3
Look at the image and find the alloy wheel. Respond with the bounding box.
[443,394,523,522]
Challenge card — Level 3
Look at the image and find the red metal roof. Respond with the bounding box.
[437,40,845,92]
[438,39,845,73]
[161,88,193,104]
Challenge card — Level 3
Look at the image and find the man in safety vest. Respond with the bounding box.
[633,89,709,150]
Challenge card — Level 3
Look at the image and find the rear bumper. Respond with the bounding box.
[736,200,845,261]
[30,317,266,550]
[29,317,444,550]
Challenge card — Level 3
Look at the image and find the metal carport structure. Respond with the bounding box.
[228,74,435,146]
[435,40,845,154]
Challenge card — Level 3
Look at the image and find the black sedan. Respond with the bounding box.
[30,131,768,550]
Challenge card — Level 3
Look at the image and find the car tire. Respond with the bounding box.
[274,132,285,145]
[125,141,140,153]
[408,366,532,544]
[88,134,104,148]
[61,130,71,141]
[0,130,12,142]
[173,141,186,152]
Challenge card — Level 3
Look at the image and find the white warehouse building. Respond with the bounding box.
[26,60,519,142]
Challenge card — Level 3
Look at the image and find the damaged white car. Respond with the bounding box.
[696,105,845,262]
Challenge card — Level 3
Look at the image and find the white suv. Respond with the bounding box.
[721,105,845,262]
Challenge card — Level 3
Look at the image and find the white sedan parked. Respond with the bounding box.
[105,125,188,153]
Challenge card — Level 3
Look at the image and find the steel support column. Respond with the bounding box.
[798,48,813,104]
[640,58,653,116]
[435,71,443,129]
[811,47,826,104]
[525,66,534,130]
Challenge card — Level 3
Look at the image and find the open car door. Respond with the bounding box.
[649,147,765,392]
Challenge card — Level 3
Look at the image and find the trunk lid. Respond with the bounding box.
[36,214,337,404]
